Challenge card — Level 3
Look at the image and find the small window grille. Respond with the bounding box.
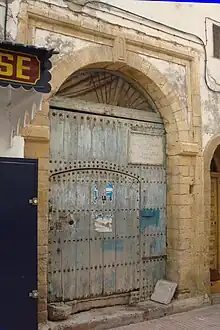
[213,24,220,59]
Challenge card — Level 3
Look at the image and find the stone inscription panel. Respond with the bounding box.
[129,132,163,165]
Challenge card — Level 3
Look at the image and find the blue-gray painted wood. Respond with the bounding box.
[48,108,166,303]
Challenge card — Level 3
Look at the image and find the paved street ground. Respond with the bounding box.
[112,305,220,330]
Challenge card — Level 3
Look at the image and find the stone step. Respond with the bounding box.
[45,295,211,330]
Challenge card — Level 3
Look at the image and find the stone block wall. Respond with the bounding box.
[22,105,50,323]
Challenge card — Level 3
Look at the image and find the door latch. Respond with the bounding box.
[29,290,39,299]
[29,197,38,206]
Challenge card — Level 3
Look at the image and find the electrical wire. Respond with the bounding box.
[4,0,8,40]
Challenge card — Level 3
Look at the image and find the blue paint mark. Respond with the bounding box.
[102,239,123,251]
[140,209,160,232]
[105,183,113,201]
[93,185,98,203]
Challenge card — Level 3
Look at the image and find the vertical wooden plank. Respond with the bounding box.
[114,175,139,294]
[102,171,116,295]
[70,113,79,162]
[75,172,90,298]
[48,230,62,302]
[48,176,63,302]
[77,114,92,162]
[115,119,128,165]
[126,178,140,293]
[89,170,104,297]
[63,111,72,161]
[61,172,78,300]
[91,116,105,162]
[49,110,64,161]
[114,175,127,293]
[61,236,77,301]
[103,117,118,163]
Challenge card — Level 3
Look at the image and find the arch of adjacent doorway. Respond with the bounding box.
[204,133,220,292]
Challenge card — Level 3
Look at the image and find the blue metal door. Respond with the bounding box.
[0,157,38,330]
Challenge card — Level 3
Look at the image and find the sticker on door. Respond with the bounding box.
[94,213,113,232]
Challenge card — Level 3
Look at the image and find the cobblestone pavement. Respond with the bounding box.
[112,305,220,330]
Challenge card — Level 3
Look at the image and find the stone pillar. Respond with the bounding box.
[166,148,209,299]
[22,120,50,324]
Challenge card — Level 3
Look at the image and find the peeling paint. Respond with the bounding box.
[203,91,220,136]
[34,29,94,62]
[93,184,98,204]
[102,239,123,251]
[140,209,160,232]
[147,56,189,124]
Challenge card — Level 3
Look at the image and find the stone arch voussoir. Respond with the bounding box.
[48,44,188,143]
[204,133,220,173]
[204,134,220,221]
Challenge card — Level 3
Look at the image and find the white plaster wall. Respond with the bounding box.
[34,30,95,62]
[1,136,24,157]
[0,0,20,41]
[0,112,24,157]
[0,0,24,158]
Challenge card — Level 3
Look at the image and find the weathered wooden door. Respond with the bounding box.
[48,102,166,310]
[0,157,38,330]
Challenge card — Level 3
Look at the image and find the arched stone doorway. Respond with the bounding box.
[48,67,167,314]
[210,146,220,293]
[26,41,206,324]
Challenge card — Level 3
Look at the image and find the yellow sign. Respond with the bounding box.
[0,49,40,85]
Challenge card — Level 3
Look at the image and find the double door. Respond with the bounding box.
[48,106,166,308]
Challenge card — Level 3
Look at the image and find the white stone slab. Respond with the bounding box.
[151,280,177,305]
[129,132,163,165]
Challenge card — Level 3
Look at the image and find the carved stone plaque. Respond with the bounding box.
[129,132,163,165]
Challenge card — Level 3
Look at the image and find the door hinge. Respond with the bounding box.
[29,197,38,206]
[29,290,39,299]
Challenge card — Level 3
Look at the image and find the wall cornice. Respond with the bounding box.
[17,2,199,65]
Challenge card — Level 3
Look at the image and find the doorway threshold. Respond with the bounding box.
[42,295,210,330]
